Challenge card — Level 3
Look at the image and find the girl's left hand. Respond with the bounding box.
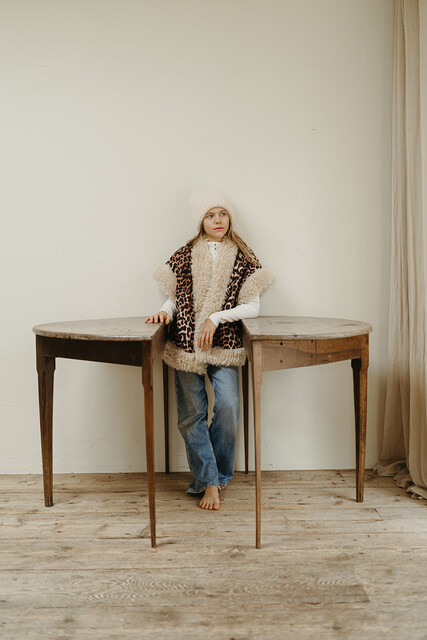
[198,318,217,350]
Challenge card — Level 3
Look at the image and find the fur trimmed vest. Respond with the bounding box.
[154,236,274,374]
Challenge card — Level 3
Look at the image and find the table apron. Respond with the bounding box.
[257,335,369,372]
[36,335,144,367]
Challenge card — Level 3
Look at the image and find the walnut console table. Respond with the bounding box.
[241,316,372,548]
[33,318,166,548]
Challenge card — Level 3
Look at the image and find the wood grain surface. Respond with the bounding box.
[242,316,373,340]
[32,317,165,341]
[1,470,426,639]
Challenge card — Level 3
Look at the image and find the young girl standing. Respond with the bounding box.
[146,187,273,510]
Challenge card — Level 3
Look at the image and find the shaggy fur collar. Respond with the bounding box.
[191,237,238,348]
[153,236,274,373]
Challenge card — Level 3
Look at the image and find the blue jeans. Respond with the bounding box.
[174,365,240,494]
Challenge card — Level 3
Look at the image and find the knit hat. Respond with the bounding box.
[189,186,236,229]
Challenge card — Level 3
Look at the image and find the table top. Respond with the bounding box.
[33,315,372,342]
[242,316,372,340]
[32,317,165,341]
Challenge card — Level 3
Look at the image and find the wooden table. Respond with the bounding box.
[33,317,166,548]
[241,316,372,548]
[34,315,372,551]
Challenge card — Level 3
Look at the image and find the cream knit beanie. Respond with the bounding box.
[189,186,236,229]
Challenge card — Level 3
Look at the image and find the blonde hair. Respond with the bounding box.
[186,213,260,266]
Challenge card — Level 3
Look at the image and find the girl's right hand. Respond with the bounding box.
[145,311,171,324]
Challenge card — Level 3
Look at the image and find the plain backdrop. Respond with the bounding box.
[0,0,393,473]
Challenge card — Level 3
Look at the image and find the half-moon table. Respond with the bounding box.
[33,318,166,548]
[240,316,372,548]
[34,315,372,550]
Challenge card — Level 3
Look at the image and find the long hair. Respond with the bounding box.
[186,214,260,266]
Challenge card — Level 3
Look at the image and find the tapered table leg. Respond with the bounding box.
[36,336,56,507]
[242,359,249,474]
[163,362,169,474]
[142,343,156,548]
[251,342,263,549]
[351,352,368,502]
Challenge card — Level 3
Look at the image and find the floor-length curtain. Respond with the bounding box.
[374,0,427,498]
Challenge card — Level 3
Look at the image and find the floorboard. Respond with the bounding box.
[1,470,427,639]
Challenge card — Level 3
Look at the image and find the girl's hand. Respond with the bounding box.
[145,311,171,324]
[198,318,217,350]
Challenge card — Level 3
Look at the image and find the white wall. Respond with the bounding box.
[0,0,394,473]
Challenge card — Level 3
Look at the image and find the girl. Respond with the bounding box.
[146,187,273,510]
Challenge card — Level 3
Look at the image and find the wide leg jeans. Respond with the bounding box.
[174,365,240,494]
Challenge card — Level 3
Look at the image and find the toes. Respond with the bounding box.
[198,488,221,511]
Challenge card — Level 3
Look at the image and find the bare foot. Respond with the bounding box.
[220,484,227,490]
[199,486,220,510]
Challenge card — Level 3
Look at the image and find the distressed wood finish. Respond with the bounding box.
[352,336,369,503]
[33,318,166,548]
[36,350,55,508]
[242,316,372,549]
[2,470,427,640]
[163,361,170,475]
[251,341,264,549]
[243,316,372,340]
[242,359,249,474]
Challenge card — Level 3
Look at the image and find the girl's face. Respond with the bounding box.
[202,207,230,242]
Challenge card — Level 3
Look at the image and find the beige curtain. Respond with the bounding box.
[374,0,427,498]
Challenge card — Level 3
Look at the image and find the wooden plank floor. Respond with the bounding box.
[1,470,427,639]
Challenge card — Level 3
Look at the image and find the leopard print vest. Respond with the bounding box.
[154,236,274,374]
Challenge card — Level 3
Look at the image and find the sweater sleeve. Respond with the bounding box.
[209,294,260,327]
[159,296,176,319]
